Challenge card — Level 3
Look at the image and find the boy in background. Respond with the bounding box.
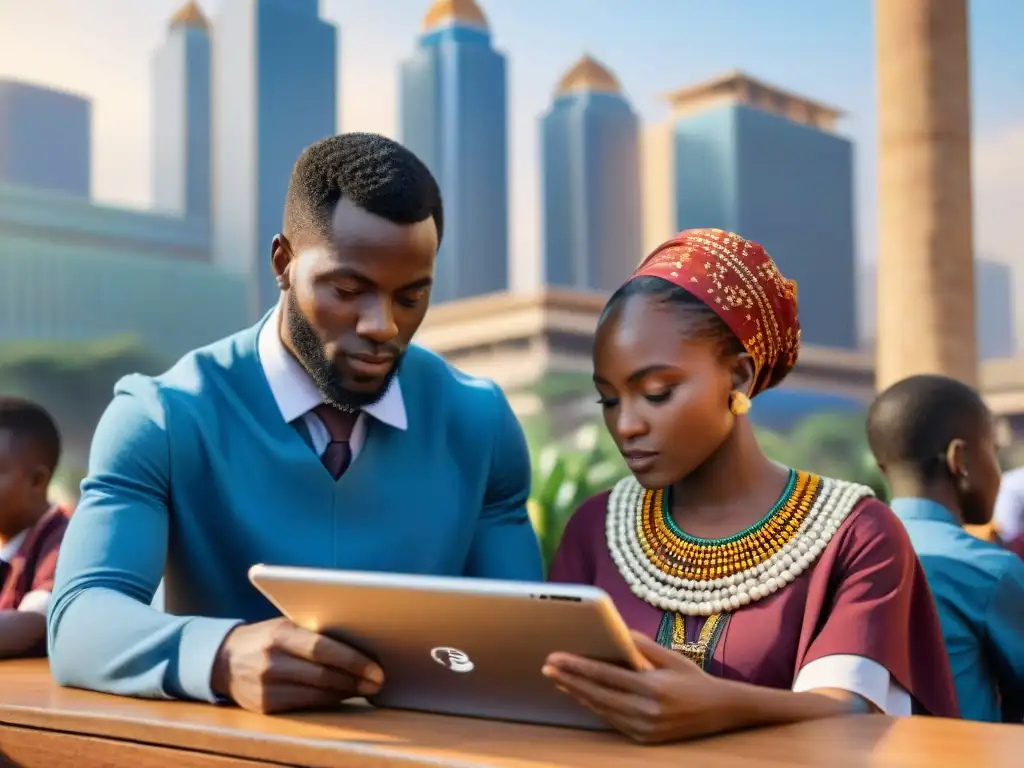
[0,397,68,658]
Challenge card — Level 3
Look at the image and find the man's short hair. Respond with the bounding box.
[283,132,443,245]
[0,397,61,472]
[867,374,991,479]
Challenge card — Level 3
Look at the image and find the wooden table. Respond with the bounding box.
[0,660,1020,767]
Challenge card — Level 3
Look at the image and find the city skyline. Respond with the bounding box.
[1,0,1021,319]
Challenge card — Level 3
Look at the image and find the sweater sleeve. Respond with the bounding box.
[47,378,242,702]
[462,383,543,581]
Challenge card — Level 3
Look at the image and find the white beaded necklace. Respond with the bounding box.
[605,473,874,616]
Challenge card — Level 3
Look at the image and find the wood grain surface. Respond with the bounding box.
[1,660,1020,767]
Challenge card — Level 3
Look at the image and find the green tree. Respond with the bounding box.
[0,335,166,465]
[783,412,889,500]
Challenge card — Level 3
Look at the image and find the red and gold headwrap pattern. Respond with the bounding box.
[631,228,800,394]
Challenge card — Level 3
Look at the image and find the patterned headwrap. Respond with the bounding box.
[630,228,800,395]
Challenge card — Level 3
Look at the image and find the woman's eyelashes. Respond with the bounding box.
[595,388,675,409]
[644,389,673,404]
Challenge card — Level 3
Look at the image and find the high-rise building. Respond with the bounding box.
[400,0,508,302]
[212,0,337,316]
[642,71,857,349]
[152,2,212,221]
[541,55,640,292]
[0,181,241,363]
[975,259,1016,359]
[0,80,91,198]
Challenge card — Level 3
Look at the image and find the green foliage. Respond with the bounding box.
[0,335,167,464]
[755,413,890,501]
[524,421,629,569]
[526,409,890,567]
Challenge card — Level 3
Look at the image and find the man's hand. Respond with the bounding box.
[211,618,384,714]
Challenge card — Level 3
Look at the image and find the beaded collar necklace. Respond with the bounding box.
[605,469,874,617]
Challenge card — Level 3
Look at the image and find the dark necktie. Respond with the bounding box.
[314,404,359,480]
[0,560,9,592]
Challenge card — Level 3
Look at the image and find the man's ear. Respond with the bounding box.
[945,438,969,480]
[271,234,294,291]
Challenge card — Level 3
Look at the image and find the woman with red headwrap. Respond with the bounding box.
[543,229,959,743]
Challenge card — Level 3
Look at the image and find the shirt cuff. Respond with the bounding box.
[17,589,51,614]
[177,616,244,703]
[793,654,913,716]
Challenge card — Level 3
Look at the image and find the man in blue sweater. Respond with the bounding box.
[867,374,1024,722]
[48,133,543,714]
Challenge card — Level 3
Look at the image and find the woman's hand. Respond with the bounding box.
[542,631,738,744]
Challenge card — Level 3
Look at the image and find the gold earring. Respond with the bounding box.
[729,391,751,415]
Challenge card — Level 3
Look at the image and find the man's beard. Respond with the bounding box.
[284,289,399,412]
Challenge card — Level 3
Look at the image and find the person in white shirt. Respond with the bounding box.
[993,466,1024,543]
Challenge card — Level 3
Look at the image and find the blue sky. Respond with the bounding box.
[0,0,1021,330]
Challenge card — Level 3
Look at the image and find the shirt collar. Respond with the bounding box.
[0,504,59,563]
[0,529,28,564]
[889,497,962,527]
[257,304,408,431]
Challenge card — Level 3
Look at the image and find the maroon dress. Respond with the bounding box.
[549,490,960,719]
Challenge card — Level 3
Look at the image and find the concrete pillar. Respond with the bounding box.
[875,0,977,389]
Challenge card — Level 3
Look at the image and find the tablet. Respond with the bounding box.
[248,564,644,730]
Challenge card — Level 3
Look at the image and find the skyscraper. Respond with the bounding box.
[400,0,508,302]
[0,79,91,197]
[212,0,337,316]
[541,55,640,292]
[975,259,1016,359]
[642,71,857,349]
[152,1,211,220]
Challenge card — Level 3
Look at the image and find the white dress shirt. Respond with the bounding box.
[256,303,408,459]
[0,504,59,614]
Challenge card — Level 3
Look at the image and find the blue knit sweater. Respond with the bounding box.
[48,319,542,701]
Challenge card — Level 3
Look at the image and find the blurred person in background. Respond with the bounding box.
[994,465,1024,553]
[867,375,1024,722]
[0,397,68,658]
[543,230,957,744]
[47,133,542,713]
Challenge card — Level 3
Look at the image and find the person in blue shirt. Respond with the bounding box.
[867,373,1024,722]
[47,133,543,714]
